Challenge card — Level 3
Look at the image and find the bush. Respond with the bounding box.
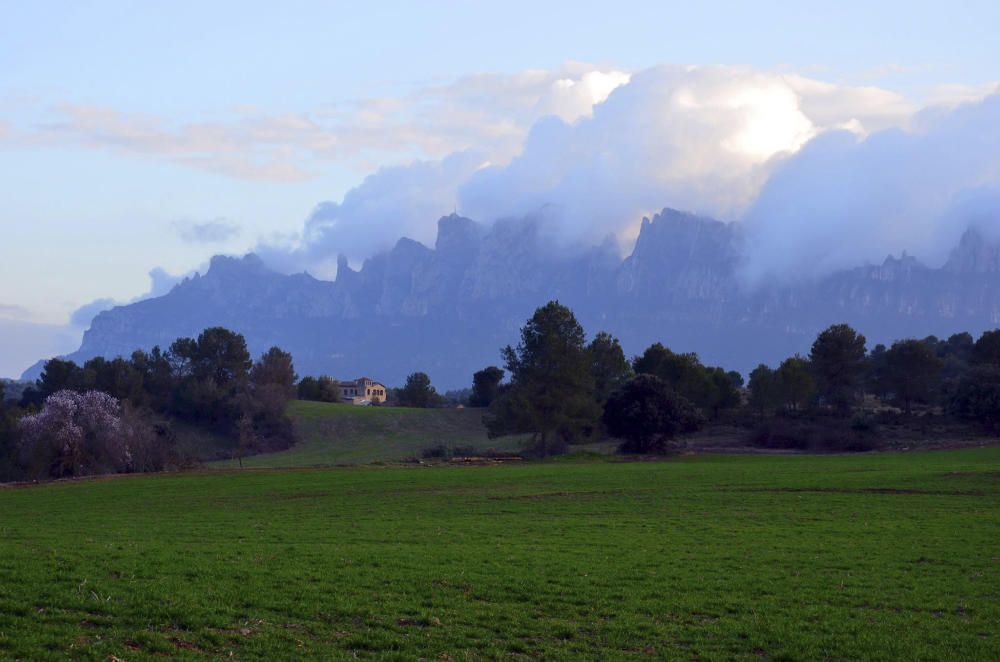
[603,374,701,454]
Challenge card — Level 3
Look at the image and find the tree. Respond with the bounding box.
[633,343,715,410]
[602,374,701,454]
[170,327,252,388]
[297,376,321,401]
[589,332,632,403]
[317,376,340,402]
[252,347,297,395]
[775,355,815,410]
[884,339,944,413]
[470,366,504,407]
[85,356,146,405]
[18,390,140,478]
[168,328,252,425]
[727,371,745,389]
[130,347,174,410]
[398,372,437,408]
[297,375,338,402]
[748,364,779,416]
[486,301,600,455]
[809,323,867,414]
[705,366,740,418]
[866,343,890,400]
[37,358,83,398]
[973,329,1000,366]
[951,365,1000,432]
[236,412,257,468]
[0,385,19,481]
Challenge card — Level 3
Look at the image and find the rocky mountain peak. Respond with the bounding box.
[945,227,1000,273]
[435,214,483,255]
[206,253,270,279]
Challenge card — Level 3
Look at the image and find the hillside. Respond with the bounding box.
[215,402,520,467]
[1,448,997,659]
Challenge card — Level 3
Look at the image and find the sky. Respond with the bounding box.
[1,0,1000,376]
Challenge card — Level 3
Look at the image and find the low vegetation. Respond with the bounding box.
[0,447,997,660]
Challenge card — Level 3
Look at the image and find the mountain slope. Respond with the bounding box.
[32,209,1000,388]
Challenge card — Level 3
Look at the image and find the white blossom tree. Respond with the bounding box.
[18,390,140,478]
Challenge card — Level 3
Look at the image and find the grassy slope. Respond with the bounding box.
[1,447,999,660]
[215,401,520,468]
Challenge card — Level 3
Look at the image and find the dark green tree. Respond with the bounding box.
[589,332,632,403]
[884,339,944,413]
[748,364,779,416]
[0,384,17,481]
[84,356,146,405]
[809,323,867,414]
[317,376,340,402]
[170,327,252,388]
[130,347,174,410]
[727,371,745,389]
[776,355,816,410]
[866,343,890,400]
[705,366,740,418]
[486,301,599,455]
[297,376,321,401]
[602,374,701,454]
[633,343,714,409]
[398,372,437,408]
[252,347,297,397]
[951,365,1000,432]
[37,358,83,397]
[297,375,340,402]
[470,366,504,407]
[973,329,1000,366]
[167,328,252,426]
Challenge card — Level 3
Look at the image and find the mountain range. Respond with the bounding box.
[26,208,1000,388]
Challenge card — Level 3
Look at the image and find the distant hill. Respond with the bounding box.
[29,208,1000,388]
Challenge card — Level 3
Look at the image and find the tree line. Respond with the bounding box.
[0,327,297,481]
[468,302,1000,456]
[6,303,1000,478]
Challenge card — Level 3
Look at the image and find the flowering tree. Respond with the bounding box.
[18,390,134,478]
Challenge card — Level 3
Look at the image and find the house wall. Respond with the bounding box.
[339,378,387,403]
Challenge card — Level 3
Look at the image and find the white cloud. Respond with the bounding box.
[261,64,1000,281]
[740,92,1000,283]
[3,63,631,182]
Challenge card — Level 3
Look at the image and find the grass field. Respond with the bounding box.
[214,401,522,468]
[1,447,998,660]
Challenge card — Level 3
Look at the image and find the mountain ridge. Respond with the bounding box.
[26,208,1000,388]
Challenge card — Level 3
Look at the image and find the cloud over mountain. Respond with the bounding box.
[741,89,1000,283]
[264,64,963,271]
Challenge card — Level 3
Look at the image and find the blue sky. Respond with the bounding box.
[1,0,999,375]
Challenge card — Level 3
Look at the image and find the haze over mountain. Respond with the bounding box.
[30,205,1000,389]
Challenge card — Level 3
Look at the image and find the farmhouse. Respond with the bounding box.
[339,376,387,404]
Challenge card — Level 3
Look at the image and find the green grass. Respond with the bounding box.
[215,401,521,468]
[1,448,999,660]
